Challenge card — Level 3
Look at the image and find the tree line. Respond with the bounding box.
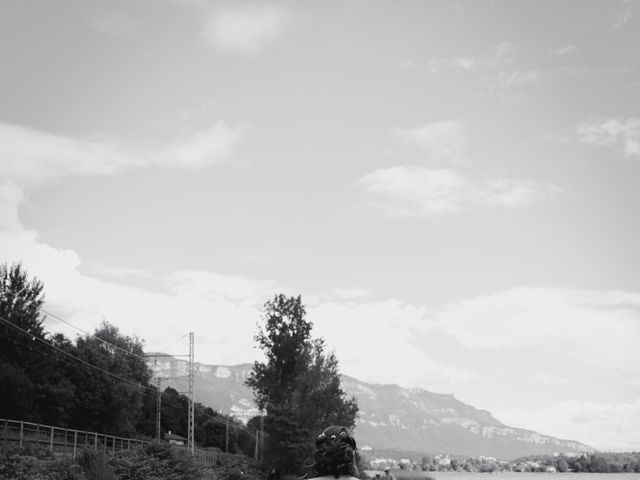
[512,452,640,473]
[0,263,359,476]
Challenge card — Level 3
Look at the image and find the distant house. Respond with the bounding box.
[165,431,187,446]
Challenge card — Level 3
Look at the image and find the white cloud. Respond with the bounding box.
[392,121,467,161]
[4,203,640,450]
[1,227,276,365]
[532,373,569,385]
[495,70,543,88]
[576,117,640,158]
[435,287,640,374]
[550,45,578,56]
[497,398,640,451]
[428,57,476,72]
[0,122,245,188]
[203,5,292,55]
[157,123,246,168]
[614,1,632,30]
[358,166,561,216]
[1,215,473,385]
[0,183,24,232]
[165,269,285,305]
[309,300,477,388]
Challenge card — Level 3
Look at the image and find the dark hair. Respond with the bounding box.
[313,426,358,479]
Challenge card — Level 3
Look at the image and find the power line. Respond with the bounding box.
[154,333,189,356]
[1,315,156,394]
[2,316,260,443]
[42,308,148,361]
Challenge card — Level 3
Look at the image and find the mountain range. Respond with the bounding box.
[148,357,594,460]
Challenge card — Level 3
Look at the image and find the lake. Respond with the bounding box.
[399,474,640,480]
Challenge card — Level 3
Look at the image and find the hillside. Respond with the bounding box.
[148,357,594,460]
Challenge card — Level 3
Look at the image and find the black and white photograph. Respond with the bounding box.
[1,1,639,479]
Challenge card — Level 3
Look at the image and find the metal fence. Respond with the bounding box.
[0,418,244,467]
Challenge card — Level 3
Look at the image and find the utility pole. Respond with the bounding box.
[254,429,259,462]
[225,415,229,453]
[187,332,195,455]
[155,377,162,441]
[259,413,264,463]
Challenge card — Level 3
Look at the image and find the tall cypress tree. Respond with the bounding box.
[246,294,358,476]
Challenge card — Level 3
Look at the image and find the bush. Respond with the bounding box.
[77,450,117,480]
[0,452,83,480]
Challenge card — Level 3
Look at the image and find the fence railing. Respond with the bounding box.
[0,418,245,467]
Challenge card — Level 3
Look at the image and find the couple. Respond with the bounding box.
[312,426,394,480]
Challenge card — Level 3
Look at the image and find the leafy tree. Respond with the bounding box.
[0,262,61,422]
[69,322,151,435]
[246,294,358,475]
[556,457,569,472]
[0,263,46,339]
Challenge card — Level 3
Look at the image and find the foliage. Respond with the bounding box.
[77,450,117,480]
[0,443,263,480]
[513,452,640,473]
[0,450,84,480]
[0,262,254,460]
[0,263,51,423]
[246,294,358,476]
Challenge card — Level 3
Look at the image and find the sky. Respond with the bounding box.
[1,0,639,452]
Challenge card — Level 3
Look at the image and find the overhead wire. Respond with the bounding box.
[42,308,148,361]
[1,314,155,394]
[1,315,261,441]
[42,308,189,360]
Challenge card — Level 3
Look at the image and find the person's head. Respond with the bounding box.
[313,426,358,478]
[384,469,390,475]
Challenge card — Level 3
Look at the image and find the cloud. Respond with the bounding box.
[550,45,578,56]
[495,70,543,88]
[165,270,285,305]
[1,214,473,386]
[576,117,640,158]
[532,373,569,385]
[358,166,561,216]
[497,398,640,451]
[392,121,467,161]
[0,184,24,232]
[0,122,246,188]
[308,300,477,387]
[428,57,477,72]
[614,0,632,29]
[1,227,278,364]
[203,5,292,55]
[435,287,640,372]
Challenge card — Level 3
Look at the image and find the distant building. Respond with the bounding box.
[165,431,187,446]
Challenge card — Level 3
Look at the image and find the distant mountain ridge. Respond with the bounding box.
[148,357,594,460]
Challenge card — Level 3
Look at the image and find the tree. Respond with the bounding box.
[70,322,151,435]
[246,294,358,476]
[556,458,569,473]
[0,263,52,421]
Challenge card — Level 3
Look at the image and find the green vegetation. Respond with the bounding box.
[512,452,640,473]
[0,442,265,480]
[389,451,640,473]
[1,265,361,478]
[246,294,359,476]
[0,262,254,455]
